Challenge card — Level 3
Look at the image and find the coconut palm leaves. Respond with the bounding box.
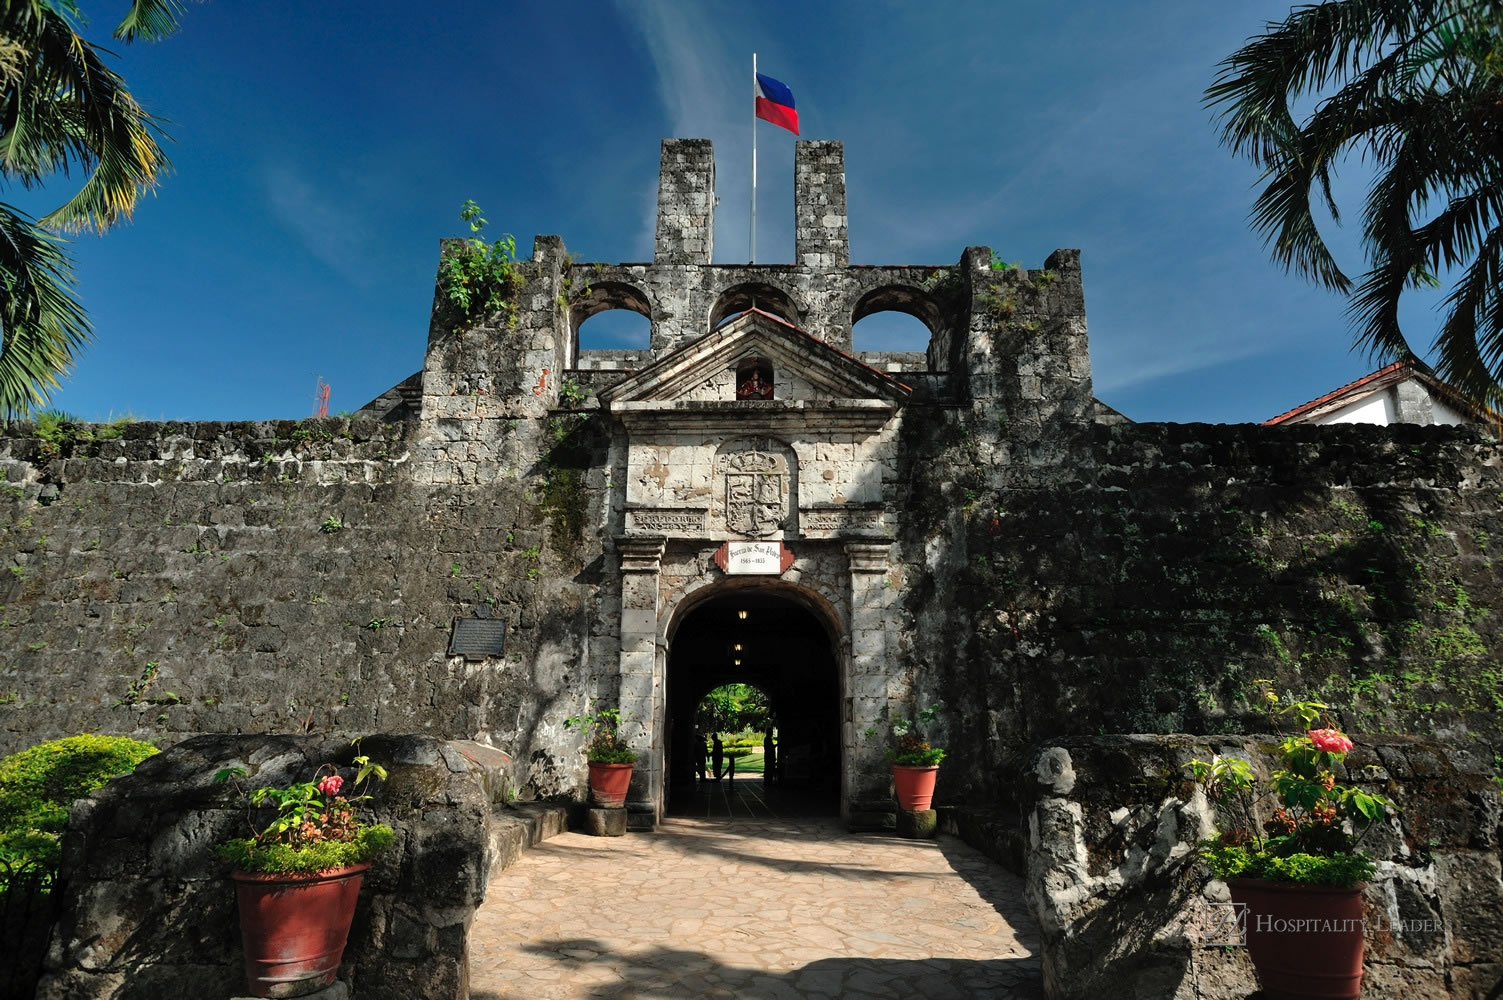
[0,0,183,416]
[1209,1,1503,406]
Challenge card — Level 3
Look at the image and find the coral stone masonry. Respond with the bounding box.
[1,137,1500,843]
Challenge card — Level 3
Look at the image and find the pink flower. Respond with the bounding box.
[1308,728,1353,754]
[317,774,344,796]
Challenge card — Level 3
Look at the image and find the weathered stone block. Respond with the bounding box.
[896,809,937,839]
[586,806,627,836]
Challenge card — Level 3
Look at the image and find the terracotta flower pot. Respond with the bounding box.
[1228,877,1366,1000]
[892,764,939,811]
[232,863,369,998]
[587,761,634,808]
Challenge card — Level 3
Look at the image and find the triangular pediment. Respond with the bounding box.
[599,309,911,408]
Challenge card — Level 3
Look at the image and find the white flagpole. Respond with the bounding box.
[750,52,757,264]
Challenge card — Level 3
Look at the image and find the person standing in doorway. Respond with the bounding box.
[711,734,724,781]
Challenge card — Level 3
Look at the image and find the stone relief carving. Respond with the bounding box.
[714,440,796,538]
[724,450,785,537]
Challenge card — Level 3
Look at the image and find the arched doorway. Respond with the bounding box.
[663,588,842,817]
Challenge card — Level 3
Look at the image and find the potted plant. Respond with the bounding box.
[564,704,637,808]
[1186,687,1394,1000]
[215,752,395,999]
[867,704,947,811]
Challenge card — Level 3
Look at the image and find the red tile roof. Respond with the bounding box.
[1263,361,1410,425]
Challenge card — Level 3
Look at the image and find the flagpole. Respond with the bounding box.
[750,51,757,264]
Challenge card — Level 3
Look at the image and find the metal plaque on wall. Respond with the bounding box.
[448,617,507,661]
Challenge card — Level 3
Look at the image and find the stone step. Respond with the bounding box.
[487,800,569,876]
[443,740,569,876]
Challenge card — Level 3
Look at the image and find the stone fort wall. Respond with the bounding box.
[1,415,1497,794]
[0,137,1498,817]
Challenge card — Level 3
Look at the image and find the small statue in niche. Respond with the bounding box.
[736,366,774,400]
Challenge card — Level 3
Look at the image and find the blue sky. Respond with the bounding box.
[17,1,1447,423]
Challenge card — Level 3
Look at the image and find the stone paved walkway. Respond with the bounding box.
[469,817,1044,999]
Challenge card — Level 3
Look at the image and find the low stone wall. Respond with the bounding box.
[35,733,563,1000]
[1018,734,1503,1000]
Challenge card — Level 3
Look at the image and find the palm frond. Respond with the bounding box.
[0,202,90,418]
[1431,226,1503,407]
[113,0,186,43]
[1212,0,1503,407]
[0,1,171,231]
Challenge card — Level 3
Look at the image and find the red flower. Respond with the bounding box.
[318,774,344,797]
[1308,728,1353,754]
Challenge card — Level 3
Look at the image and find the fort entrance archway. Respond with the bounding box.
[662,586,843,818]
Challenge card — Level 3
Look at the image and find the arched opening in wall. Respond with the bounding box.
[571,281,652,361]
[735,357,774,399]
[694,682,773,781]
[665,588,840,818]
[851,286,948,371]
[709,282,801,332]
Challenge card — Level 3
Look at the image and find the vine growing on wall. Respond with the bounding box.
[436,201,525,330]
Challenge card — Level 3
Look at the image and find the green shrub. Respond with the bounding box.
[0,734,159,867]
[218,824,395,875]
[1198,842,1376,888]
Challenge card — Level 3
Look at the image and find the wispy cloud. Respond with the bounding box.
[1092,337,1278,395]
[607,0,791,263]
[260,161,382,287]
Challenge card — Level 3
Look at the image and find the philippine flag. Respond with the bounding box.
[755,72,799,135]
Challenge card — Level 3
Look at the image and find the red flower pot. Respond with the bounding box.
[1228,877,1366,1000]
[892,764,939,811]
[587,761,634,808]
[232,863,369,998]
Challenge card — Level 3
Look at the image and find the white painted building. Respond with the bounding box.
[1265,360,1496,431]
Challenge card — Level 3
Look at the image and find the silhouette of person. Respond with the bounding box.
[712,734,725,781]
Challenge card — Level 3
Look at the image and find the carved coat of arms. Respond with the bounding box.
[723,450,785,537]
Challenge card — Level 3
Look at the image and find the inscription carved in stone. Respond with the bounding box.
[627,508,707,534]
[802,508,883,532]
[721,450,786,537]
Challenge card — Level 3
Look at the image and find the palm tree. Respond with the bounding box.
[0,1,185,417]
[1209,1,1503,406]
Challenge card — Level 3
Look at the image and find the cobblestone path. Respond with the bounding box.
[469,816,1044,999]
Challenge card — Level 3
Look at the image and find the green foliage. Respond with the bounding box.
[214,750,392,875]
[554,256,591,313]
[696,683,771,738]
[558,377,593,408]
[1187,689,1392,887]
[563,704,637,764]
[538,412,598,548]
[1208,2,1503,406]
[436,201,524,330]
[319,515,344,534]
[866,703,947,766]
[113,660,159,706]
[1197,843,1376,888]
[0,734,159,867]
[217,824,395,875]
